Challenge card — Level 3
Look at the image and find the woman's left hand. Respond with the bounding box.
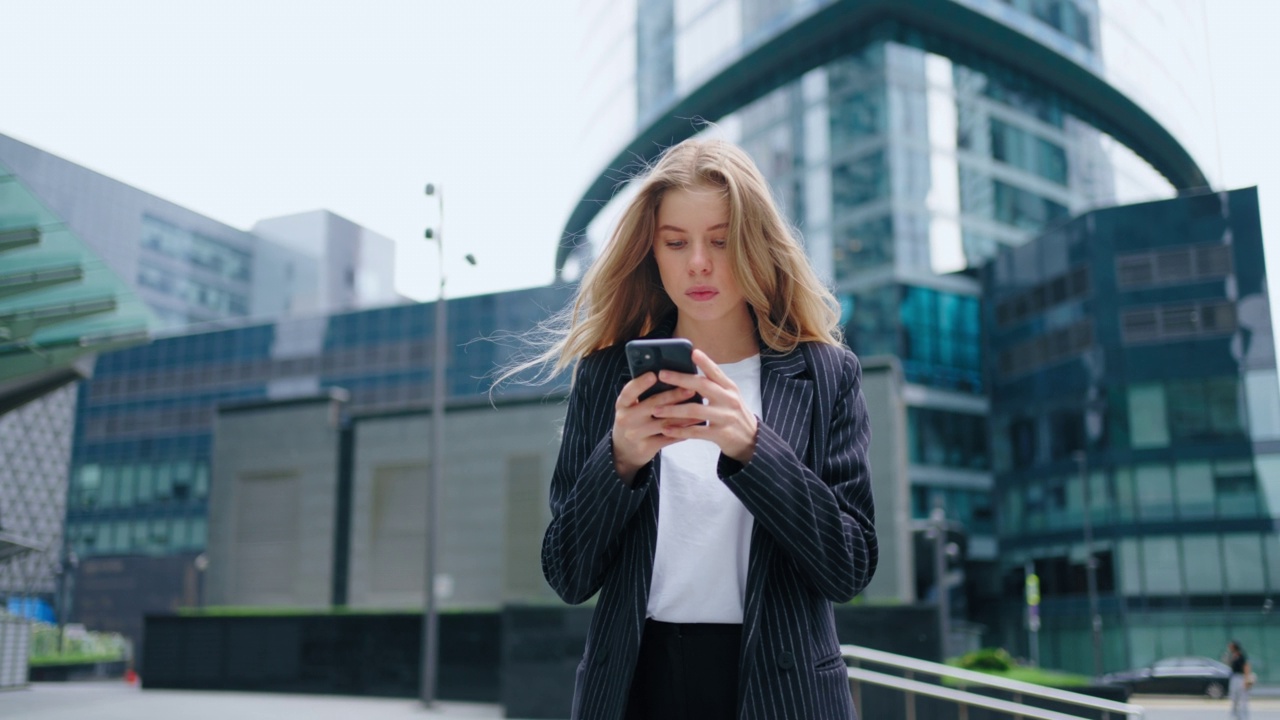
[651,349,758,463]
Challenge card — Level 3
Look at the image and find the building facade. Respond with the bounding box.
[0,133,401,601]
[562,0,1214,638]
[986,187,1279,677]
[64,286,574,647]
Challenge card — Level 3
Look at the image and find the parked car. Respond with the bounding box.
[1100,656,1233,698]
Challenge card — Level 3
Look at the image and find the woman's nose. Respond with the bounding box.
[688,243,711,274]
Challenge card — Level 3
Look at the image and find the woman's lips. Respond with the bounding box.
[686,287,718,301]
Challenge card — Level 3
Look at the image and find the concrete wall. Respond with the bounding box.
[206,396,344,607]
[860,356,915,602]
[347,401,565,610]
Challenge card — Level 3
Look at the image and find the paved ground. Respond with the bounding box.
[1129,694,1280,720]
[9,683,1280,719]
[1,682,506,720]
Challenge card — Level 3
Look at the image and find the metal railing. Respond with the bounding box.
[842,645,1144,720]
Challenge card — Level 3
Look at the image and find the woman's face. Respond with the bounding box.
[652,186,748,328]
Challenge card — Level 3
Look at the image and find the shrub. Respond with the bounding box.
[956,647,1015,672]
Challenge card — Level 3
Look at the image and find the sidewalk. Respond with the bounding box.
[3,682,517,720]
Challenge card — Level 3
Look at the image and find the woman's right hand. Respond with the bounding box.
[612,372,697,484]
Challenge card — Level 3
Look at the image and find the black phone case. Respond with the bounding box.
[625,339,702,403]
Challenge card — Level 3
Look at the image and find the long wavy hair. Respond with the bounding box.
[503,138,841,386]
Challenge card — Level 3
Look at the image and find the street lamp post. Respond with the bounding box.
[419,185,476,707]
[421,182,445,707]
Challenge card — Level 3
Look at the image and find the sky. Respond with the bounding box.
[1,1,1277,303]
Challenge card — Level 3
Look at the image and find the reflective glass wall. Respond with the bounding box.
[985,187,1276,676]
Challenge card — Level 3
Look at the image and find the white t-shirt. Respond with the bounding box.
[647,354,762,624]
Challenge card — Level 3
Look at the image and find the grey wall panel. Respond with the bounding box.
[348,402,566,610]
[208,398,342,608]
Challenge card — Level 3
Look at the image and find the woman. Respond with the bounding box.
[1227,640,1252,720]
[537,138,878,720]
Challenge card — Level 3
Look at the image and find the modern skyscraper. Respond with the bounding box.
[561,0,1217,644]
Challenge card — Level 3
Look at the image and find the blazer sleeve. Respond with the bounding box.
[541,353,654,605]
[717,348,878,602]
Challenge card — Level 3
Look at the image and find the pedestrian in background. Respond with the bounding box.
[1226,640,1253,720]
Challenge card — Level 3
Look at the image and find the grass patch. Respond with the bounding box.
[29,652,124,667]
[943,664,1092,689]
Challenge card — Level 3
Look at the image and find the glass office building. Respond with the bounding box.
[985,187,1277,676]
[64,286,573,642]
[563,0,1212,618]
[0,133,400,601]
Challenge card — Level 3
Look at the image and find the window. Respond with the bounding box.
[991,180,1069,231]
[1174,462,1214,519]
[907,408,990,470]
[832,151,889,208]
[1135,464,1175,521]
[1141,537,1181,595]
[989,118,1068,185]
[1223,534,1266,593]
[1011,417,1038,469]
[1127,384,1170,449]
[1215,461,1259,518]
[1181,536,1223,594]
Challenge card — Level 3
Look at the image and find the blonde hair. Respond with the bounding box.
[504,138,841,385]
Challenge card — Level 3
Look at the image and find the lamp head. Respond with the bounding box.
[425,183,436,196]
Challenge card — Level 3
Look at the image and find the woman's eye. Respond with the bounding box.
[711,239,727,248]
[663,240,685,249]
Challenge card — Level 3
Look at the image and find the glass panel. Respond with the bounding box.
[1207,376,1245,435]
[1247,370,1280,441]
[95,522,112,554]
[1118,539,1142,595]
[1223,534,1266,593]
[173,461,193,501]
[151,520,169,552]
[156,464,173,501]
[133,521,149,551]
[1257,455,1280,518]
[99,467,118,509]
[1215,459,1260,519]
[195,464,210,499]
[113,522,131,552]
[1135,464,1175,521]
[1174,462,1214,519]
[1265,535,1280,594]
[190,518,207,550]
[1128,384,1169,449]
[117,465,136,508]
[136,465,154,504]
[78,464,101,508]
[1141,537,1181,595]
[171,518,189,549]
[1181,535,1223,594]
[1114,467,1136,522]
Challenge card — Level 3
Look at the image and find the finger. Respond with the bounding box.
[692,349,738,390]
[657,370,730,403]
[616,372,658,408]
[651,401,711,421]
[634,385,696,409]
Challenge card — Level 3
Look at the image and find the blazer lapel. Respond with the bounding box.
[759,347,813,464]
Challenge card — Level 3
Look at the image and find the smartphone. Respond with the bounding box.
[625,338,702,403]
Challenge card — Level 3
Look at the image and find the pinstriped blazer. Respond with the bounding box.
[542,330,878,720]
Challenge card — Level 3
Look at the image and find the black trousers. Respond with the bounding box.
[624,619,743,720]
